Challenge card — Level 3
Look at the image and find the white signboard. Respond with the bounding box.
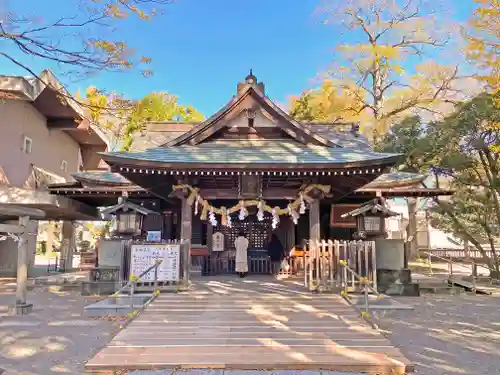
[212,232,225,252]
[146,230,162,242]
[130,244,180,282]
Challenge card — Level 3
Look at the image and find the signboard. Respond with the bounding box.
[129,243,180,282]
[330,204,359,228]
[212,232,225,252]
[146,230,162,242]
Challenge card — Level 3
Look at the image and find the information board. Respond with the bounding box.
[212,232,225,252]
[129,243,180,282]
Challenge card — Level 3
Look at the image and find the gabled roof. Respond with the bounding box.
[163,85,337,148]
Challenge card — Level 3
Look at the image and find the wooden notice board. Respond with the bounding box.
[330,204,360,228]
[129,243,180,282]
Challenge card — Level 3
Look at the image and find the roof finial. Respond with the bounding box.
[245,69,256,84]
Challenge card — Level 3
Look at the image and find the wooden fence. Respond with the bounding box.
[201,255,272,275]
[304,240,377,292]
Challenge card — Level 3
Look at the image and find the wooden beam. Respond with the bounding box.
[0,223,25,233]
[46,118,81,130]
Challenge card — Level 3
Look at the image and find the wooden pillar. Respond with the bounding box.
[14,216,33,315]
[309,200,320,243]
[164,211,173,241]
[180,199,192,284]
[207,223,214,254]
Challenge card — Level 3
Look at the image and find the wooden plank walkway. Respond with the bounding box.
[86,276,412,374]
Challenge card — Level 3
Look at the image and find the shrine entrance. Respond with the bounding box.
[202,209,295,276]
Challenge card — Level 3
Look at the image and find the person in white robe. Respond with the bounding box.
[234,230,249,277]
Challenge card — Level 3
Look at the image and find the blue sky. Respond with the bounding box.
[0,0,477,116]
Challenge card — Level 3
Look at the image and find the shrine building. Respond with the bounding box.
[48,72,450,270]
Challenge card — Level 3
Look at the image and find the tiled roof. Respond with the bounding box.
[303,124,372,151]
[72,171,131,185]
[101,140,400,166]
[361,172,426,189]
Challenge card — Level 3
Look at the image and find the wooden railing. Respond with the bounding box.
[303,240,377,293]
[420,247,500,262]
[201,255,272,275]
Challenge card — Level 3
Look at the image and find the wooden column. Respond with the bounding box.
[207,223,214,254]
[309,200,320,243]
[14,216,33,315]
[164,211,173,241]
[180,199,192,285]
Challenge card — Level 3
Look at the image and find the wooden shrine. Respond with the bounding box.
[48,73,453,275]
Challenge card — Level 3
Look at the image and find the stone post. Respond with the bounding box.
[12,216,33,315]
[60,221,75,271]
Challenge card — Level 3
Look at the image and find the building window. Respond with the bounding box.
[60,160,68,172]
[22,136,32,154]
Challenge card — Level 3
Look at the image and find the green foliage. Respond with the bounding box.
[84,88,204,150]
[377,93,500,273]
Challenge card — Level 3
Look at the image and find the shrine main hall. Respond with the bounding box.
[50,72,443,263]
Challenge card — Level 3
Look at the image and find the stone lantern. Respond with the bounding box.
[341,197,398,240]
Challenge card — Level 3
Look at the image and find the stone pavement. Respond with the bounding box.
[375,294,500,375]
[0,282,116,375]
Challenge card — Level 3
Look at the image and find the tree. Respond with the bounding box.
[466,0,500,97]
[377,93,500,275]
[0,0,173,79]
[85,88,205,151]
[291,0,463,139]
[0,0,175,137]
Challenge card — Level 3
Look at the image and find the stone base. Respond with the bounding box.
[8,303,33,316]
[81,281,120,296]
[382,283,420,296]
[377,268,420,296]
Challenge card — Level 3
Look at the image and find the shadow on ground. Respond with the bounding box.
[376,294,500,375]
[0,282,117,375]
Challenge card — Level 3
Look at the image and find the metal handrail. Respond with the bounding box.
[422,251,482,294]
[113,260,163,307]
[339,261,381,319]
[422,250,490,276]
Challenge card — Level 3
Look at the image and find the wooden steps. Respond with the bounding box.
[86,280,412,374]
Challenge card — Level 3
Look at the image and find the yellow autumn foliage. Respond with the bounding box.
[466,0,500,97]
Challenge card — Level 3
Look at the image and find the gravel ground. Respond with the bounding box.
[0,282,117,375]
[374,294,500,375]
